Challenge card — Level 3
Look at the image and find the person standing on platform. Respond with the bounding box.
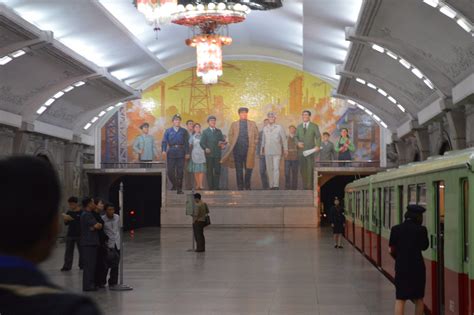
[296,110,321,190]
[80,197,102,292]
[132,122,157,166]
[261,112,288,190]
[0,156,101,315]
[188,123,207,190]
[336,128,355,166]
[184,120,195,190]
[257,119,270,189]
[221,107,259,191]
[61,196,83,271]
[200,115,226,190]
[192,193,209,252]
[93,199,107,289]
[162,114,190,194]
[319,132,336,167]
[101,204,120,288]
[389,205,429,315]
[329,197,345,248]
[285,125,299,190]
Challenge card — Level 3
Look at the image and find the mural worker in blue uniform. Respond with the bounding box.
[132,122,157,164]
[162,114,190,194]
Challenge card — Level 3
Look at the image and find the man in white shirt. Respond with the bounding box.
[101,204,120,288]
[261,112,288,190]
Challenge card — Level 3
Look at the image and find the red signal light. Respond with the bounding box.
[130,210,135,216]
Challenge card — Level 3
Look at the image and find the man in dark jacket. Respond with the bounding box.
[0,156,101,315]
[61,196,83,271]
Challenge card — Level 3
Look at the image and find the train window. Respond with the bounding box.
[365,190,370,224]
[356,191,361,220]
[349,192,353,216]
[462,179,469,262]
[408,185,416,205]
[417,184,427,206]
[372,189,377,228]
[383,187,393,229]
[397,185,404,225]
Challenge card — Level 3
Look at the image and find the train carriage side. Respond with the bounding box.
[345,177,370,252]
[347,149,474,315]
[344,186,355,245]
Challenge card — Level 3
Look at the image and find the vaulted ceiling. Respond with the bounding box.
[0,0,473,143]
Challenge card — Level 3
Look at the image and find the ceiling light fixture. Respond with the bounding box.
[423,0,439,8]
[439,4,456,19]
[84,123,92,130]
[356,78,366,84]
[36,80,87,116]
[11,50,26,58]
[399,59,411,69]
[346,98,389,129]
[0,56,12,65]
[371,44,384,53]
[422,0,473,35]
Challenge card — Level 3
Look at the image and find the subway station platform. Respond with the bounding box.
[42,228,416,315]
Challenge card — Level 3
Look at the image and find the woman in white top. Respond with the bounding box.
[188,123,207,190]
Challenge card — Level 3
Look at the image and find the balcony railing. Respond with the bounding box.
[101,162,166,169]
[314,160,380,168]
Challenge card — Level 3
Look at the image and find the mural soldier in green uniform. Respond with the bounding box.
[296,110,321,190]
[200,115,226,190]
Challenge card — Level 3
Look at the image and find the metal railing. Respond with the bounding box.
[101,162,166,169]
[314,160,380,168]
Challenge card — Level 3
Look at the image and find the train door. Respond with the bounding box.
[435,181,446,315]
[461,179,470,315]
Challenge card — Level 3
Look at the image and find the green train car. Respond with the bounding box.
[344,148,474,315]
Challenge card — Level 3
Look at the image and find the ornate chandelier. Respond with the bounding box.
[135,1,283,84]
[186,34,232,84]
[136,0,178,25]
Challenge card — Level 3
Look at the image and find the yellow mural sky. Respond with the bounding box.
[141,60,333,124]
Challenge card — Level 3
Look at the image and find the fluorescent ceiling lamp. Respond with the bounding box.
[423,79,434,89]
[63,86,74,92]
[411,68,424,79]
[348,100,356,105]
[397,104,406,112]
[399,59,411,69]
[91,116,99,123]
[84,123,92,130]
[377,89,388,96]
[373,115,381,122]
[386,51,398,60]
[106,106,115,111]
[53,91,65,99]
[115,102,123,107]
[371,44,384,53]
[356,78,366,84]
[44,98,56,106]
[356,104,365,110]
[367,83,377,89]
[0,56,12,65]
[364,109,373,115]
[457,18,473,33]
[74,81,85,87]
[36,106,48,115]
[381,121,388,128]
[388,96,397,104]
[11,50,26,58]
[98,111,106,117]
[439,5,456,19]
[423,0,439,8]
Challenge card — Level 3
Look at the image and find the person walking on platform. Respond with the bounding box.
[80,197,102,292]
[319,132,336,166]
[257,119,270,189]
[329,197,345,248]
[261,112,288,190]
[336,128,355,166]
[389,205,429,315]
[285,125,299,190]
[192,193,210,252]
[188,123,207,190]
[221,107,259,190]
[200,116,226,190]
[162,114,190,194]
[61,196,83,271]
[0,157,101,315]
[101,204,120,288]
[296,110,321,190]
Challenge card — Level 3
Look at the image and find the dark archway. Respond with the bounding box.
[320,175,359,225]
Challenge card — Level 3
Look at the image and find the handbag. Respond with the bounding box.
[204,203,211,226]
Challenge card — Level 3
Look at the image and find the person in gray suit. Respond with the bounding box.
[319,132,336,167]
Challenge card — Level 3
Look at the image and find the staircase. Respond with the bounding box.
[162,190,318,228]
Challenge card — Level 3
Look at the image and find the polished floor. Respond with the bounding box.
[42,227,415,315]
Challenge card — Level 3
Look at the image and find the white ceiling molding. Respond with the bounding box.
[417,98,448,125]
[32,120,74,141]
[453,72,474,105]
[397,120,418,138]
[0,109,22,128]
